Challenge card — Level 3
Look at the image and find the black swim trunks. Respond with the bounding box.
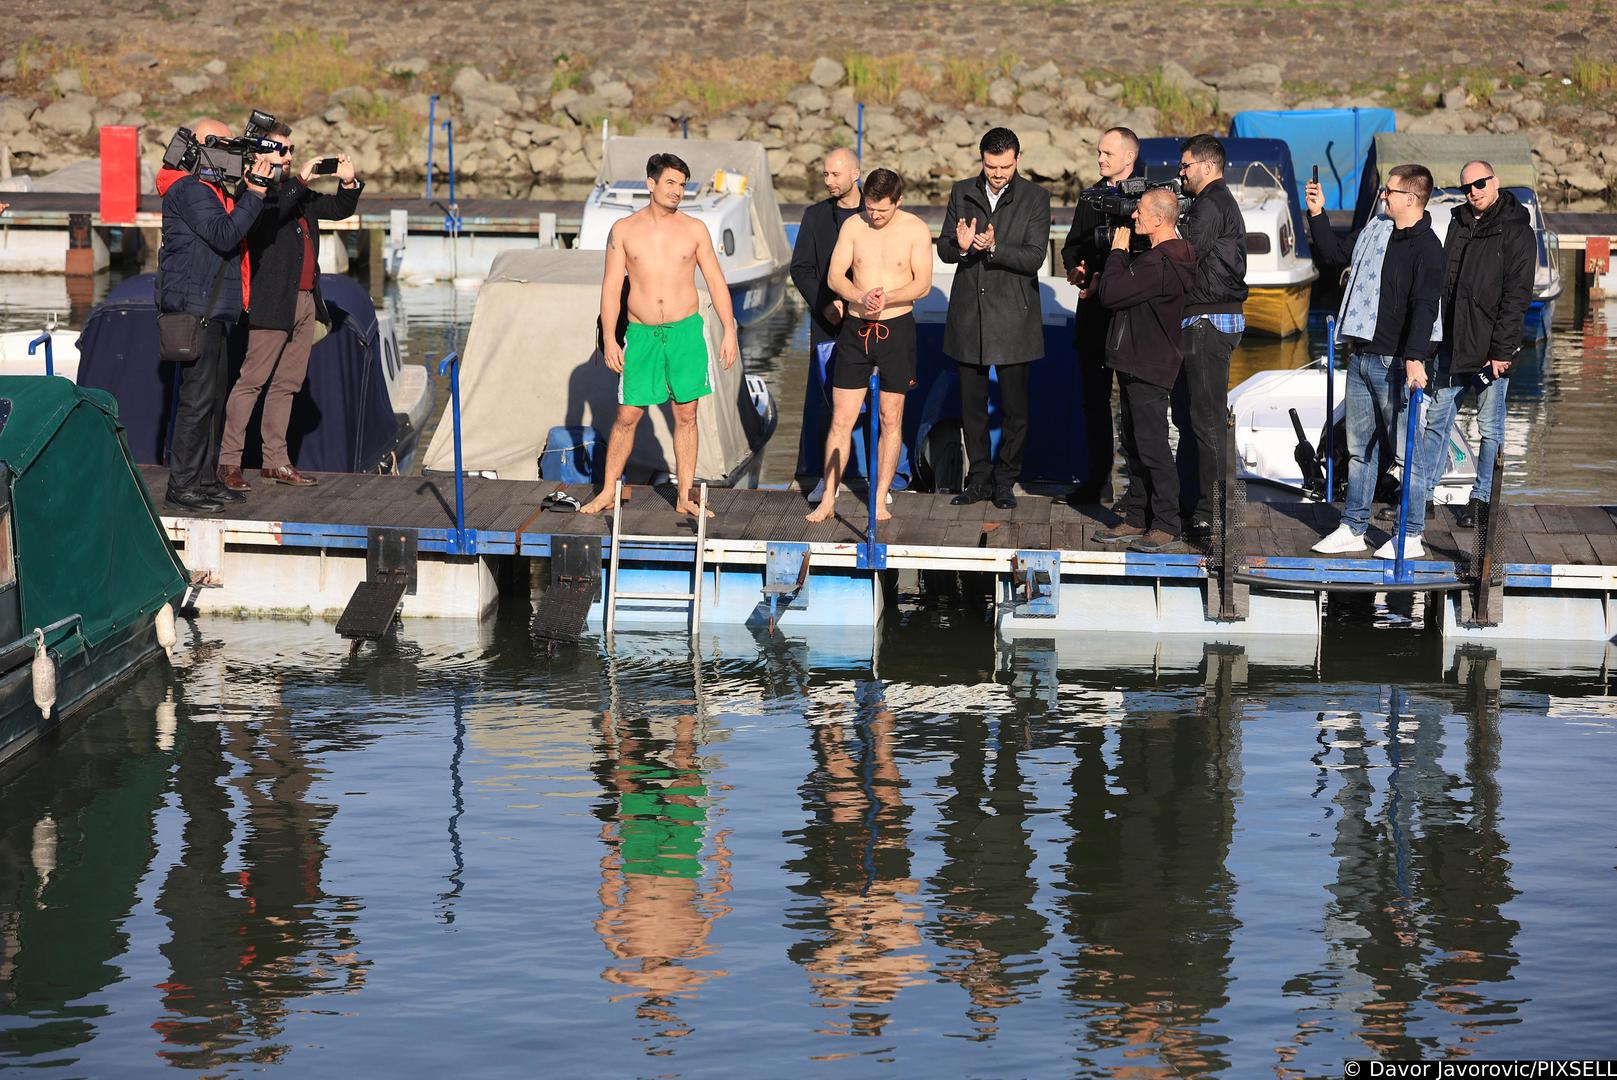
[833,312,918,394]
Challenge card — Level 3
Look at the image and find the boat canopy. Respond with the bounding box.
[1353,132,1538,229]
[420,249,762,483]
[595,136,791,271]
[0,376,186,660]
[75,273,398,473]
[1230,107,1396,211]
[1137,137,1311,258]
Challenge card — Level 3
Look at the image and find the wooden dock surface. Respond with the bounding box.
[136,466,1617,568]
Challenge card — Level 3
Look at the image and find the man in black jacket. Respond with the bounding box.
[1091,188,1198,553]
[1407,161,1535,533]
[217,126,363,490]
[937,127,1053,510]
[789,148,862,484]
[1060,126,1141,507]
[1172,134,1248,536]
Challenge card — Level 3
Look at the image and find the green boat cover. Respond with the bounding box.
[0,376,187,660]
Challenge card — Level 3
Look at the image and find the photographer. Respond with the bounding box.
[1060,126,1141,506]
[218,125,364,491]
[1172,134,1248,538]
[156,116,274,514]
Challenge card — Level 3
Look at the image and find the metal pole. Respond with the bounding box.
[865,372,879,559]
[856,102,864,165]
[442,120,457,222]
[436,351,466,553]
[425,94,438,199]
[27,333,53,377]
[1392,385,1422,583]
[1324,315,1336,498]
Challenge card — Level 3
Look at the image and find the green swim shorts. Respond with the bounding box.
[620,312,713,407]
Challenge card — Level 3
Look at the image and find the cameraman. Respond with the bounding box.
[1060,126,1141,506]
[156,117,274,514]
[1172,134,1247,538]
[218,126,364,491]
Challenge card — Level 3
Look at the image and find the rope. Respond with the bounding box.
[856,319,890,356]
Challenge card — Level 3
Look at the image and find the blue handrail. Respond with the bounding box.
[441,120,459,231]
[1323,315,1336,497]
[435,351,469,554]
[865,372,879,565]
[27,333,53,377]
[856,102,864,164]
[1390,385,1423,584]
[425,94,438,199]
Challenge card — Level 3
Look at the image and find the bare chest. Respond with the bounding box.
[850,229,912,276]
[622,225,699,271]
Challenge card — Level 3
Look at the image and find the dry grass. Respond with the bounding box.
[637,56,802,115]
[1572,56,1617,95]
[1119,70,1216,132]
[229,30,378,111]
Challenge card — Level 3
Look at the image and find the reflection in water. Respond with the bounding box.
[787,680,928,1036]
[592,658,732,1044]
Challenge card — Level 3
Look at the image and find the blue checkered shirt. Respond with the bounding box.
[1182,312,1246,334]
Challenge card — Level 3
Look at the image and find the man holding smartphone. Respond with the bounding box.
[218,123,363,491]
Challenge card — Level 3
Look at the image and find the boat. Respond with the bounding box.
[1138,137,1319,339]
[0,376,187,770]
[27,274,433,474]
[419,248,776,487]
[1230,107,1397,214]
[577,136,792,327]
[1356,132,1561,340]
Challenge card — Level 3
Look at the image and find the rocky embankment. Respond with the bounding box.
[2,49,1614,208]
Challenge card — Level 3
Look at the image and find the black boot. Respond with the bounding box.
[165,487,224,514]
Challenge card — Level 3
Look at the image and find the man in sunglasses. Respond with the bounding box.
[1405,161,1535,536]
[1304,164,1444,557]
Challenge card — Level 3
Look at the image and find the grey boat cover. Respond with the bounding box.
[420,249,756,482]
[595,136,791,272]
[1354,133,1536,227]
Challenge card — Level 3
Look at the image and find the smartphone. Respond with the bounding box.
[313,157,339,175]
[1311,164,1320,185]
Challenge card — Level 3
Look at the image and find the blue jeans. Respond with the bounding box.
[1412,355,1510,520]
[1341,350,1403,534]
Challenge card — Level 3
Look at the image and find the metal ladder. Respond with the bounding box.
[604,478,708,635]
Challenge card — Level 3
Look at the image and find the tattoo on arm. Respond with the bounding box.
[606,225,617,251]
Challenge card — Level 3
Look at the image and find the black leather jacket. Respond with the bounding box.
[1181,177,1248,316]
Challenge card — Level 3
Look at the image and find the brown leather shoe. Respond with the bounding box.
[216,464,252,492]
[261,465,317,486]
[1091,522,1145,545]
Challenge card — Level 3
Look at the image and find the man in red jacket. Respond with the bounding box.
[1091,187,1198,553]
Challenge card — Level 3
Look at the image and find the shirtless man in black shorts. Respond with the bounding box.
[805,168,933,524]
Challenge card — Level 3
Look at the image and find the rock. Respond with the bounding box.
[1010,112,1050,132]
[324,105,348,125]
[49,70,83,96]
[36,100,92,137]
[202,59,227,76]
[786,84,830,113]
[940,113,975,148]
[1094,81,1123,101]
[1404,110,1466,135]
[563,93,607,124]
[1511,97,1546,124]
[1491,88,1523,107]
[1161,60,1214,98]
[791,141,826,166]
[1561,166,1608,196]
[108,90,143,110]
[93,107,122,129]
[707,115,750,141]
[1123,106,1159,139]
[1018,61,1061,90]
[461,78,521,113]
[767,105,797,130]
[7,131,46,156]
[799,114,831,138]
[594,79,633,109]
[170,74,210,96]
[1596,143,1617,166]
[1442,86,1469,110]
[1519,53,1553,77]
[1489,112,1520,134]
[1020,144,1070,181]
[0,59,15,81]
[527,144,560,174]
[896,88,929,113]
[1216,90,1277,117]
[121,52,159,69]
[527,122,565,146]
[451,66,487,96]
[987,78,1017,108]
[1210,62,1282,92]
[550,87,581,114]
[897,147,935,179]
[0,103,29,134]
[1061,82,1102,119]
[386,56,430,77]
[1017,90,1058,117]
[809,56,845,88]
[1018,128,1051,149]
[767,146,791,173]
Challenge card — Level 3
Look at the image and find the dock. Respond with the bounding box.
[139,465,1617,644]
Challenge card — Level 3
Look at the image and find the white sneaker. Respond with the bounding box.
[1374,535,1425,560]
[1312,525,1368,554]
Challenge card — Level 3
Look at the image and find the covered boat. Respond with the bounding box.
[1139,137,1318,338]
[1231,107,1397,212]
[72,274,427,473]
[0,376,187,769]
[1355,132,1561,339]
[420,249,774,485]
[578,137,792,327]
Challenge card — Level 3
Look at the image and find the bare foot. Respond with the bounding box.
[676,499,715,519]
[579,491,613,515]
[875,506,893,522]
[805,500,836,523]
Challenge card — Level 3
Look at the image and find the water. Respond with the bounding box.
[2,617,1615,1076]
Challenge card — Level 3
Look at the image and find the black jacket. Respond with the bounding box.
[1060,177,1149,350]
[1441,190,1536,375]
[245,176,364,332]
[1096,238,1198,388]
[937,172,1052,366]
[1181,177,1248,316]
[790,194,863,344]
[1309,209,1444,362]
[156,169,263,320]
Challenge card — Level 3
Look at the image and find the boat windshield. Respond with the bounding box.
[1231,161,1286,203]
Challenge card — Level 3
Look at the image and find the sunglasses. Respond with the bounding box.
[1458,175,1494,192]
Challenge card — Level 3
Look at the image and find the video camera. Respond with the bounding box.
[161,109,284,187]
[1079,176,1191,248]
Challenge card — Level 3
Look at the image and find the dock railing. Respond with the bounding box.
[1390,386,1423,585]
[27,332,54,377]
[435,350,472,554]
[861,372,885,569]
[1324,315,1336,496]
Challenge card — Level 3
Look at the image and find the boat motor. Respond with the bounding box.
[1289,408,1326,499]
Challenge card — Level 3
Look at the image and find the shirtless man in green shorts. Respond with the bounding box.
[580,152,740,517]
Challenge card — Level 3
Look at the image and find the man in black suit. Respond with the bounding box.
[789,147,863,485]
[937,127,1053,509]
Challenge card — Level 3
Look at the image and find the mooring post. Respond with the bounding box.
[436,351,469,554]
[1324,315,1336,497]
[26,333,53,378]
[1392,385,1423,584]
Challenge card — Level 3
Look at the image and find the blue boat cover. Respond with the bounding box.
[1136,137,1311,259]
[1230,108,1396,211]
[76,273,398,473]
